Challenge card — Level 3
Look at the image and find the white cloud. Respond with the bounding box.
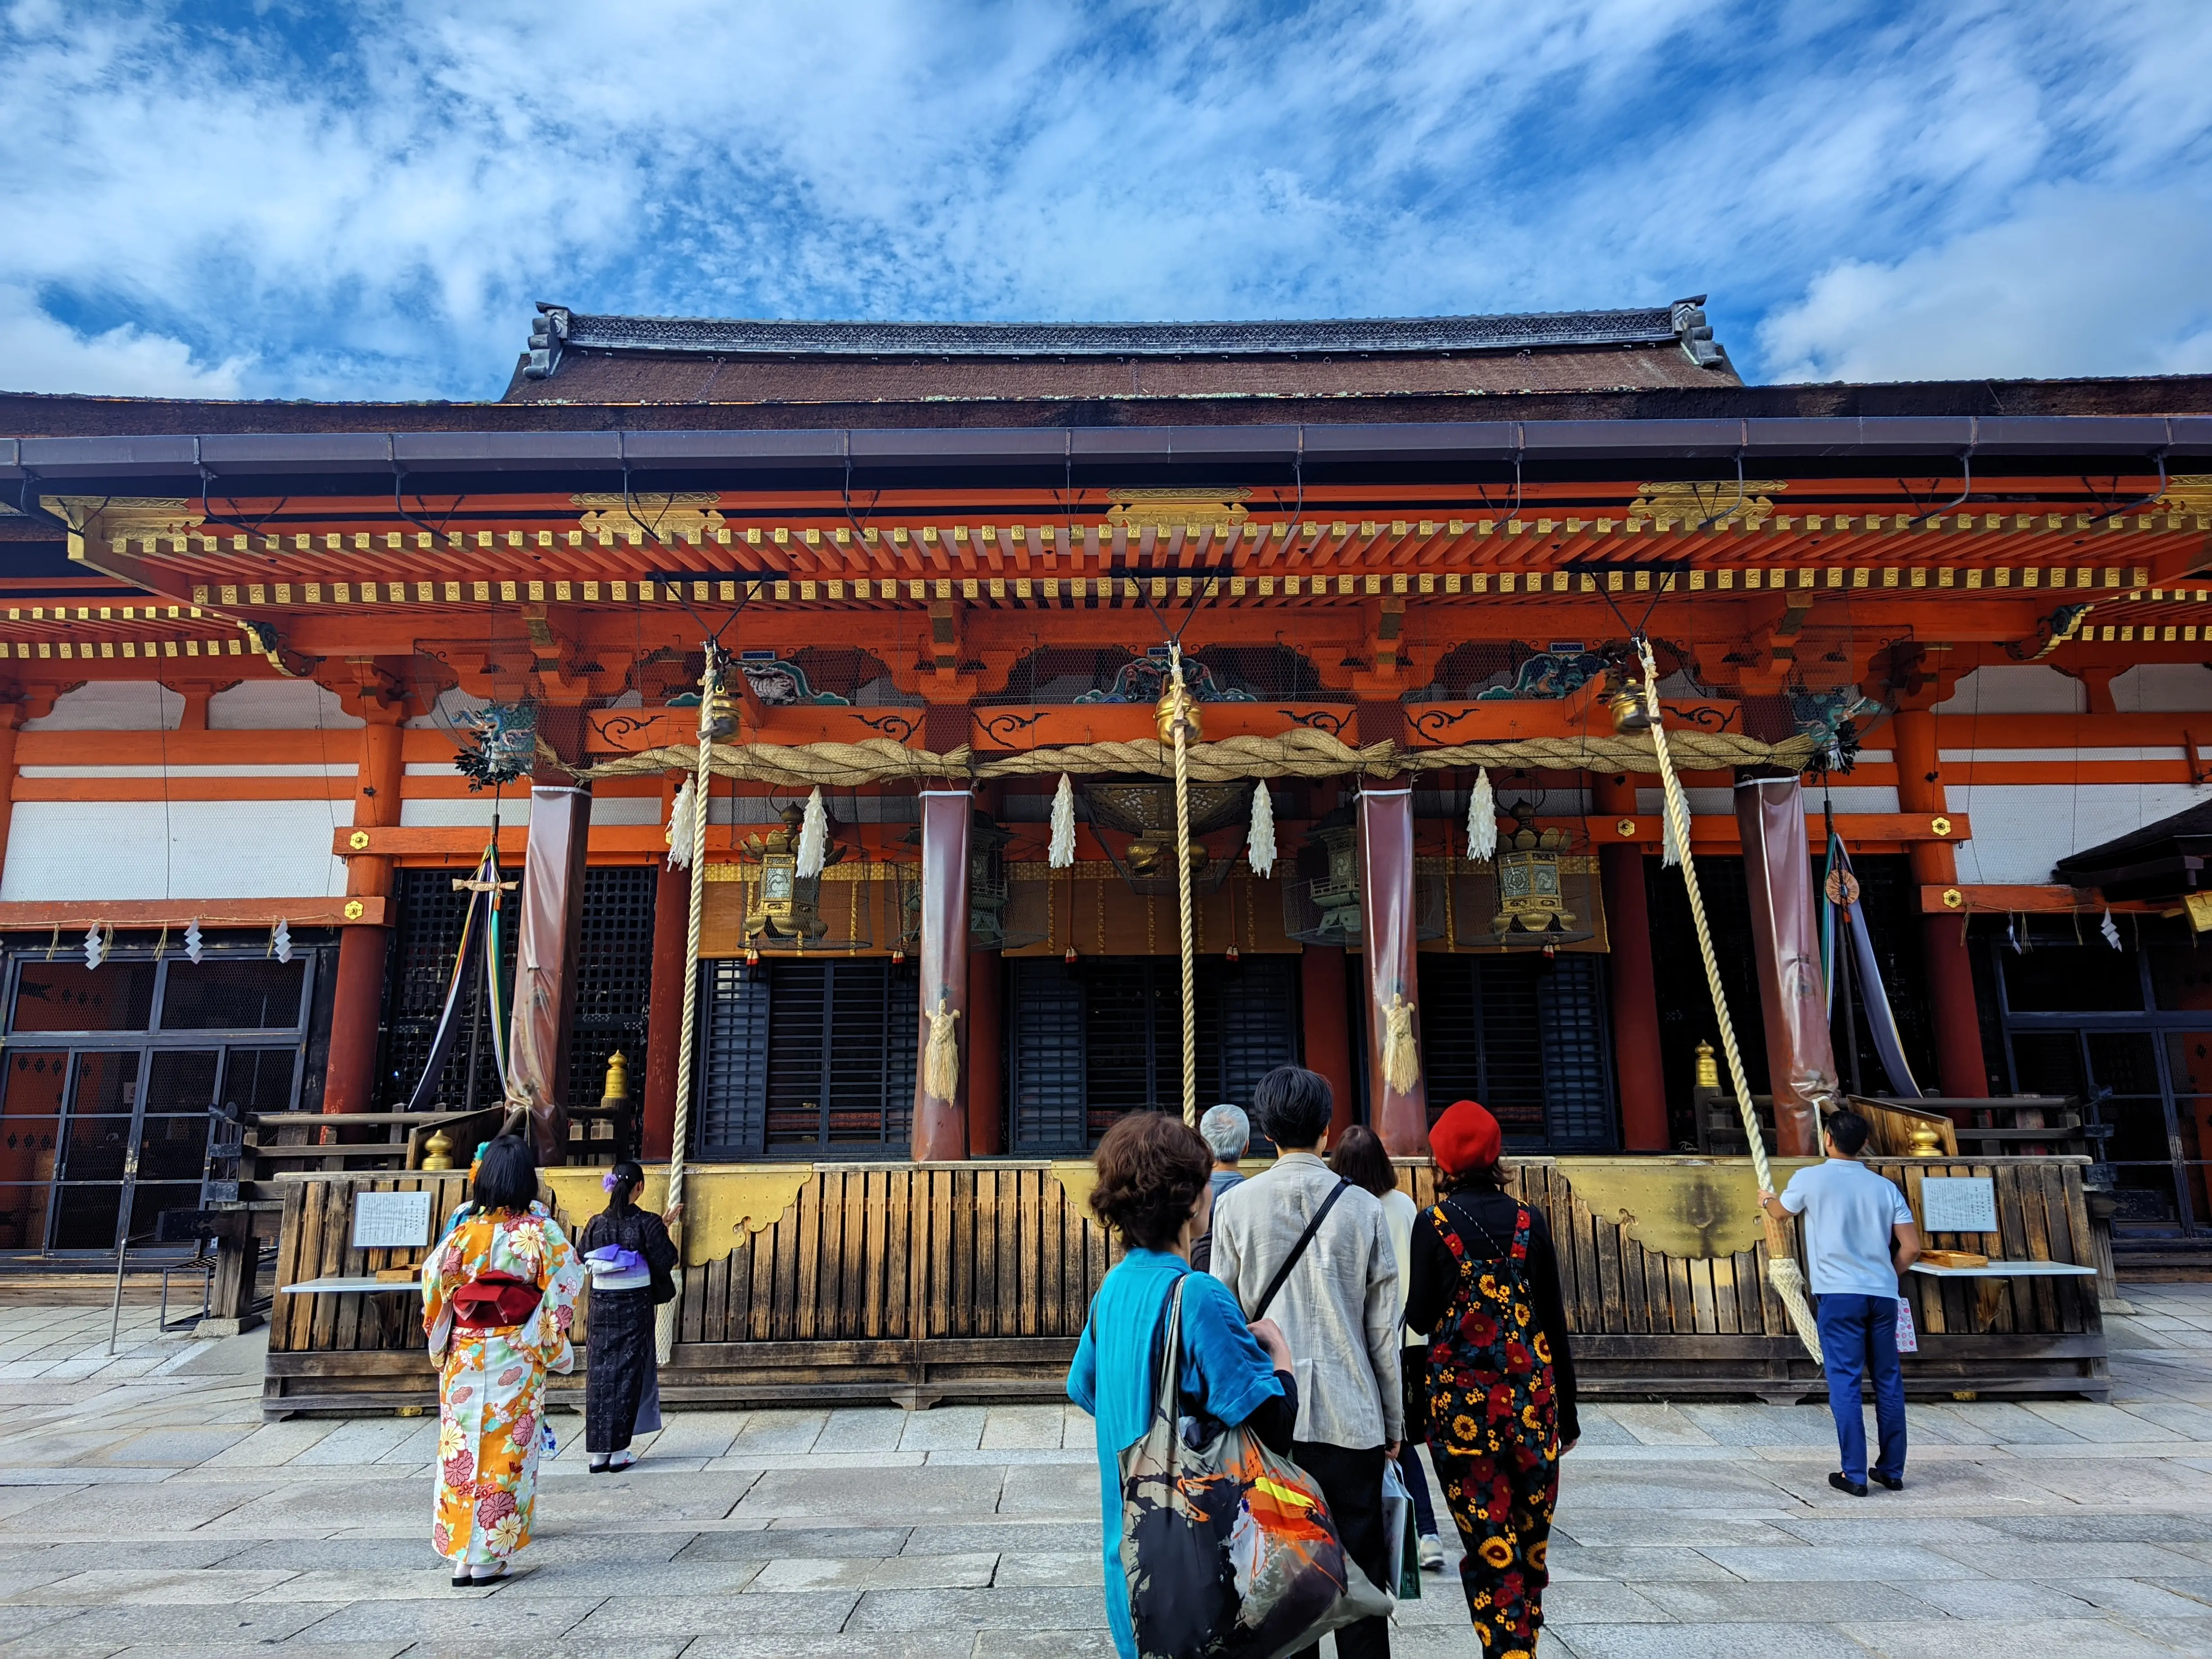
[0,0,2207,397]
[1756,186,2212,382]
[0,285,247,397]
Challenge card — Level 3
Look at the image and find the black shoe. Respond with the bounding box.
[1871,1471,1904,1491]
[1828,1471,1869,1497]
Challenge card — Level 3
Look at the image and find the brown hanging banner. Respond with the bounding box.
[1734,774,1834,1157]
[1357,786,1430,1156]
[912,789,972,1161]
[507,782,593,1165]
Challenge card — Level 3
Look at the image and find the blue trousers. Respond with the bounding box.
[1815,1293,1906,1483]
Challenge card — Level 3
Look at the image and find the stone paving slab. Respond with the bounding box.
[0,1284,2206,1654]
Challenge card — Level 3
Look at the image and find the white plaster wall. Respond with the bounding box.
[208,680,362,729]
[1931,666,2086,716]
[1953,783,2212,884]
[401,796,531,827]
[2111,664,2212,712]
[24,681,182,730]
[0,798,352,901]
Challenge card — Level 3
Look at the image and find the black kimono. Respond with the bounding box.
[577,1204,678,1456]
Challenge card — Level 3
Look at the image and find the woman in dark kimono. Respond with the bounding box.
[577,1161,680,1474]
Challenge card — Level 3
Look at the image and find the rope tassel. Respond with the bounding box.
[1381,991,1421,1095]
[923,992,962,1103]
[1638,637,1821,1367]
[664,777,696,870]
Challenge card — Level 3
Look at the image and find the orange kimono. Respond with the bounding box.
[421,1202,584,1566]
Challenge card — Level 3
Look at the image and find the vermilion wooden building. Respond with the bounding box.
[2,298,2204,1403]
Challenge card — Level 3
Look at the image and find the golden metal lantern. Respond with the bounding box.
[1492,801,1577,938]
[740,802,844,944]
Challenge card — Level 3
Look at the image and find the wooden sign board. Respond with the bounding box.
[352,1190,433,1251]
[1919,1176,1998,1235]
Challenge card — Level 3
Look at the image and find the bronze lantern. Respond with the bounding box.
[1492,800,1577,938]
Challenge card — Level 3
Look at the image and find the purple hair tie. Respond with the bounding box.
[601,1172,619,1192]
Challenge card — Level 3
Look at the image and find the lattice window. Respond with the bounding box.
[695,959,917,1157]
[1007,957,1299,1154]
[379,865,654,1115]
[1418,955,1616,1151]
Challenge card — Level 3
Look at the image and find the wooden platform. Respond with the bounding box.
[262,1155,2108,1416]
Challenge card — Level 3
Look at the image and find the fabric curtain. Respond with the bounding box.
[1734,775,1833,1156]
[912,789,971,1160]
[1357,786,1430,1156]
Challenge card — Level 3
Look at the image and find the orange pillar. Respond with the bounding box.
[641,779,686,1160]
[1300,947,1358,1142]
[967,948,1003,1155]
[1894,708,1990,1096]
[1594,772,1669,1150]
[324,712,403,1114]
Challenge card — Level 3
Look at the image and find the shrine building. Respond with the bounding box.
[1,294,2209,1297]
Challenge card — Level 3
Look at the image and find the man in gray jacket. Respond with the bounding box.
[1211,1066,1402,1659]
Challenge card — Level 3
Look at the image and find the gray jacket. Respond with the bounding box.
[1210,1151,1403,1448]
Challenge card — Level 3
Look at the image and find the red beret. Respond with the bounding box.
[1431,1099,1502,1177]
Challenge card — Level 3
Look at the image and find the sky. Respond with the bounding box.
[3,0,2210,402]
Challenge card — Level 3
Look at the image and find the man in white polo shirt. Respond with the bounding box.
[1761,1108,1921,1496]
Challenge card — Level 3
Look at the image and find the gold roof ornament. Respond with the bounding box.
[1627,479,1787,530]
[1106,488,1250,531]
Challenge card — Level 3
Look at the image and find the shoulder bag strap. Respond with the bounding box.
[1441,1193,1510,1259]
[1153,1276,1188,1428]
[1248,1177,1351,1323]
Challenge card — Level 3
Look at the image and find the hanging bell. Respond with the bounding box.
[1609,672,1653,735]
[702,677,740,741]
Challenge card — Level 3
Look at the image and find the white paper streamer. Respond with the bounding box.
[664,777,696,870]
[2101,907,2122,950]
[796,785,830,879]
[1247,783,1277,876]
[1049,773,1076,869]
[184,919,204,965]
[83,924,105,970]
[1466,767,1497,863]
[273,918,293,964]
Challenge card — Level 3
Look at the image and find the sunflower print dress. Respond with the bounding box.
[421,1202,584,1567]
[1422,1201,1560,1659]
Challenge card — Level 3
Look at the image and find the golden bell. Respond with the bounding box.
[1609,685,1652,735]
[1155,683,1202,745]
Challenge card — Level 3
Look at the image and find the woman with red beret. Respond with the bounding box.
[1404,1100,1579,1659]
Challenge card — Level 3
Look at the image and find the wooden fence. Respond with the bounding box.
[262,1155,2105,1415]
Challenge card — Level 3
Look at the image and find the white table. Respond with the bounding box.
[280,1277,418,1294]
[1909,1260,2098,1331]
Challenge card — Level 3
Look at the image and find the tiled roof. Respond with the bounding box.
[525,298,1724,373]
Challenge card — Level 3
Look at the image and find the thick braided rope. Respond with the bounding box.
[575,727,1815,788]
[1169,651,1198,1127]
[655,656,717,1365]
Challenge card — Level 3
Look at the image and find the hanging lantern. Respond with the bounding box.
[741,800,844,945]
[1492,801,1577,939]
[968,810,1012,950]
[1307,808,1363,942]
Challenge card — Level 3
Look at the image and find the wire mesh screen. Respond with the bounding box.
[980,644,1331,704]
[567,866,657,1129]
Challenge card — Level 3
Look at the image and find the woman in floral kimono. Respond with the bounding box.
[422,1134,584,1586]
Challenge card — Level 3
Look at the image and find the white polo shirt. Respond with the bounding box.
[1779,1159,1914,1299]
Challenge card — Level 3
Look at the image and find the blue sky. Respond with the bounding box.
[4,0,2210,401]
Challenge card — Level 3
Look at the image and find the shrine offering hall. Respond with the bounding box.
[1,298,2207,1408]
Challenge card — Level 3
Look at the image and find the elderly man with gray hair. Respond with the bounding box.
[1189,1104,1249,1273]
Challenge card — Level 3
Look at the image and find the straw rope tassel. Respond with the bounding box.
[1169,647,1198,1127]
[1636,639,1823,1366]
[656,651,717,1364]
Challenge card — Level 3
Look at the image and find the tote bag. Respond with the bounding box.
[1119,1279,1394,1659]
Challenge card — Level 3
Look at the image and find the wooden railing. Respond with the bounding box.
[262,1153,2106,1416]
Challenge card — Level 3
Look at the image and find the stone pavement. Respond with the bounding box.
[0,1287,2208,1657]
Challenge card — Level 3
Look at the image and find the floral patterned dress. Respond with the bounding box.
[1421,1200,1560,1659]
[421,1202,584,1567]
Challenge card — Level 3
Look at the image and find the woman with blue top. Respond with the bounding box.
[1068,1110,1300,1659]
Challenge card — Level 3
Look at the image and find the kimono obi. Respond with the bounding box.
[585,1245,651,1292]
[451,1271,543,1329]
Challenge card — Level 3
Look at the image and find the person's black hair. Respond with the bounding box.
[472,1134,538,1214]
[603,1159,645,1213]
[1329,1124,1397,1199]
[1089,1112,1211,1252]
[1825,1109,1871,1157]
[1253,1065,1333,1150]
